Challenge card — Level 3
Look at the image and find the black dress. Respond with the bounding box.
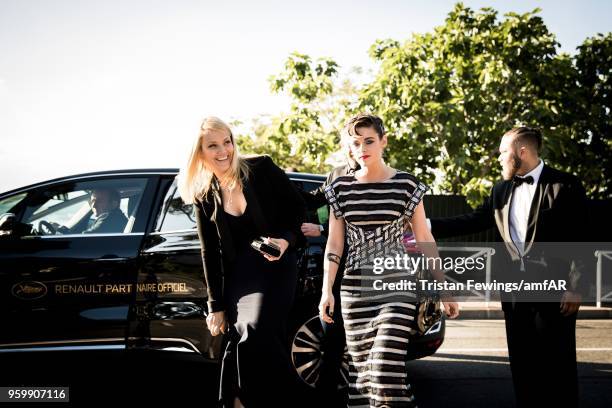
[219,204,298,407]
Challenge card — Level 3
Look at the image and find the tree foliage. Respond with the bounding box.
[236,53,357,173]
[239,3,611,204]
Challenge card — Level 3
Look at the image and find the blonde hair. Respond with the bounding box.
[177,116,250,204]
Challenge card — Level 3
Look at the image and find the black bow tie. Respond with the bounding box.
[512,175,534,186]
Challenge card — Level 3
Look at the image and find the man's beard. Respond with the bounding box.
[502,153,522,180]
[512,153,522,174]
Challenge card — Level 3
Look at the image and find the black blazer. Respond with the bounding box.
[302,164,356,224]
[195,155,306,312]
[430,164,589,295]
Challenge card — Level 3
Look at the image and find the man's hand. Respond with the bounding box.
[50,222,70,234]
[441,293,460,319]
[301,223,322,237]
[560,290,581,316]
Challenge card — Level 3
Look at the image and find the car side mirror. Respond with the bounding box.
[0,213,33,237]
[0,213,16,236]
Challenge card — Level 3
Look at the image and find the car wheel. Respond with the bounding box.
[290,315,349,390]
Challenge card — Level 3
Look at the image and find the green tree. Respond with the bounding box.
[236,53,358,173]
[360,3,610,204]
[565,33,611,199]
[241,3,611,204]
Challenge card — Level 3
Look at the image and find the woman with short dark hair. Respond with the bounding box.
[319,113,459,407]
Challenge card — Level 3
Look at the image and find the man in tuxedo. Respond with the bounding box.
[430,127,587,407]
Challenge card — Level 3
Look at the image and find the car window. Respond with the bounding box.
[32,190,90,224]
[22,178,149,236]
[291,178,329,225]
[300,181,322,193]
[157,177,324,233]
[0,192,28,215]
[159,187,196,232]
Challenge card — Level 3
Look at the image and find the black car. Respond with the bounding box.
[0,168,444,394]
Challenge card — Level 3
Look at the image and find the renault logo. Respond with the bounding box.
[11,281,48,300]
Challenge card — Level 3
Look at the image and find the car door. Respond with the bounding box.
[130,177,222,359]
[291,176,327,300]
[0,175,156,351]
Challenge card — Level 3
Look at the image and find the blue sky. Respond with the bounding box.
[0,0,610,192]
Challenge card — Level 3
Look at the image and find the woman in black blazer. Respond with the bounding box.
[178,117,306,407]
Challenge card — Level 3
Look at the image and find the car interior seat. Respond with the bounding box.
[123,192,143,233]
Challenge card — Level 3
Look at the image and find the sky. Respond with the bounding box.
[0,0,610,193]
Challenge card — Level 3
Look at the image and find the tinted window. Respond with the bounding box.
[22,178,149,235]
[291,178,329,225]
[0,192,27,215]
[160,187,196,232]
[158,177,324,232]
[301,181,322,193]
[291,179,322,194]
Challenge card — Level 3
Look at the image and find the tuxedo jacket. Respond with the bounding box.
[302,164,356,211]
[301,163,356,238]
[194,155,306,312]
[430,165,589,295]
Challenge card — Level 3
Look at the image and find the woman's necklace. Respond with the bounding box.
[221,185,236,207]
[222,184,234,207]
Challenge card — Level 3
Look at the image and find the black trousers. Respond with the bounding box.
[503,301,578,408]
[220,248,299,407]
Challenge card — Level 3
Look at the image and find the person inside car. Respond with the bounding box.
[47,188,127,234]
[81,188,128,234]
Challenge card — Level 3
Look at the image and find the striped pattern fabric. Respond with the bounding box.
[325,171,428,407]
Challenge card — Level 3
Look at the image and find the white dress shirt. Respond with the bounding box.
[510,160,544,255]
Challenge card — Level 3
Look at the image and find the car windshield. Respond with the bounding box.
[31,191,90,225]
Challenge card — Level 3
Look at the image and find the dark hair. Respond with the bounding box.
[346,113,386,139]
[504,126,542,153]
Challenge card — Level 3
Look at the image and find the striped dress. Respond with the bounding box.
[324,171,428,408]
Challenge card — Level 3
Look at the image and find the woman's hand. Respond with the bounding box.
[441,293,460,319]
[318,292,335,324]
[206,311,227,336]
[261,237,289,262]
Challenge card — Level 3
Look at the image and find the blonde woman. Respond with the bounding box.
[178,117,306,407]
